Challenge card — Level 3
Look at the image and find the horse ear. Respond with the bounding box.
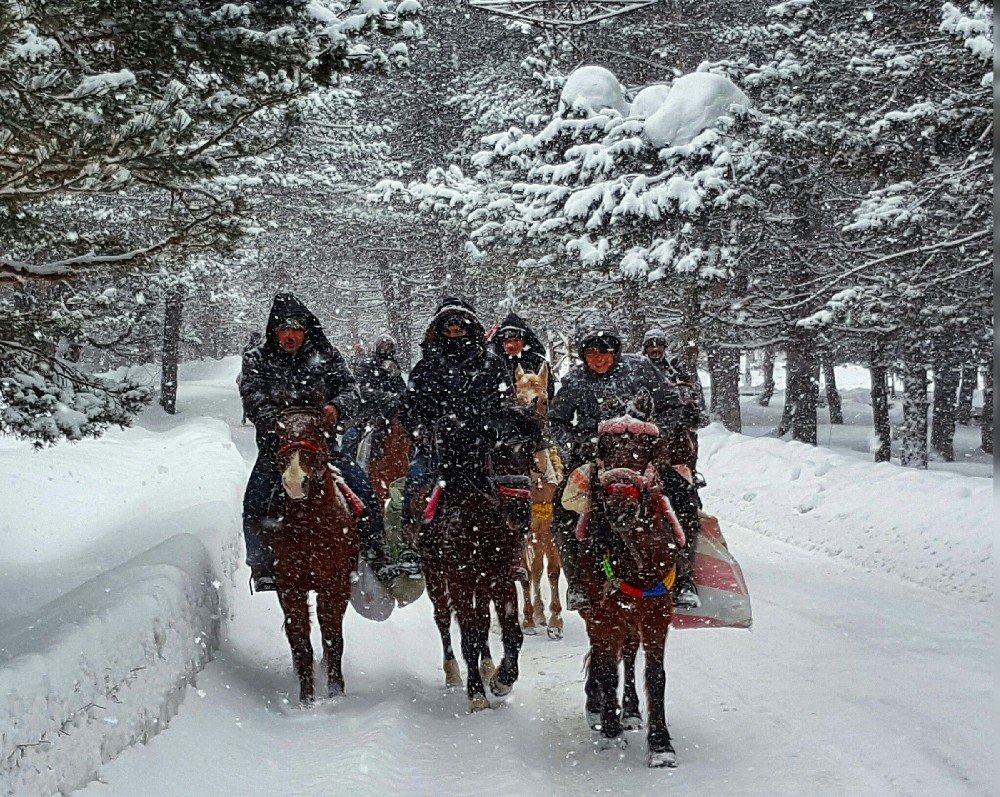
[539,363,550,389]
[514,364,526,383]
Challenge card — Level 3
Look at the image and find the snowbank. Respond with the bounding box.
[644,72,750,147]
[699,424,992,601]
[0,535,223,797]
[559,65,630,116]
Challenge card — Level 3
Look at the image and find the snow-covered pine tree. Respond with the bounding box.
[1,0,422,443]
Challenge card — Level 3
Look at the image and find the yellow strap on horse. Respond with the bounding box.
[531,502,554,521]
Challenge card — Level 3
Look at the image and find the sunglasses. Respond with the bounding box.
[645,339,666,348]
[500,330,524,341]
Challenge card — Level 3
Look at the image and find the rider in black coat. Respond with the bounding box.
[240,293,387,592]
[641,326,706,477]
[490,312,555,400]
[342,334,407,461]
[399,299,540,534]
[549,316,697,610]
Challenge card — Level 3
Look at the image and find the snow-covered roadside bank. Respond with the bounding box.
[699,424,992,601]
[0,536,223,796]
[0,405,247,796]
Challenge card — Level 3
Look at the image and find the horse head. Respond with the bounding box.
[275,407,330,501]
[514,363,550,420]
[593,415,679,578]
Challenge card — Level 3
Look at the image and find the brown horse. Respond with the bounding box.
[577,415,690,767]
[512,365,565,640]
[269,408,360,705]
[368,417,411,507]
[417,415,528,712]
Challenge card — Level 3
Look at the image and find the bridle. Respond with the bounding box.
[278,439,324,456]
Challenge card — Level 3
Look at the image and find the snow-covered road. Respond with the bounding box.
[3,359,990,796]
[81,520,991,797]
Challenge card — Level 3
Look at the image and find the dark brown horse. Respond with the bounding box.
[269,408,360,705]
[368,418,411,507]
[417,415,528,712]
[578,415,689,767]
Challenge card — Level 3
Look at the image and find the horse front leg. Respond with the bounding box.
[452,580,489,712]
[642,611,676,768]
[520,538,537,634]
[584,643,602,730]
[425,566,461,688]
[316,586,349,697]
[543,528,564,640]
[528,526,547,628]
[590,611,625,746]
[277,587,314,705]
[621,623,642,730]
[489,575,523,697]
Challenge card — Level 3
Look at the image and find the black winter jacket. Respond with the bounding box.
[648,355,705,428]
[550,353,683,470]
[240,293,358,457]
[400,302,539,460]
[490,312,555,401]
[352,355,406,424]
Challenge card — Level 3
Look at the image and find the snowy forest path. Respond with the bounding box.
[73,367,990,796]
[81,480,991,795]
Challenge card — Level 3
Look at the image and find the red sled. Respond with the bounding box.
[672,514,753,630]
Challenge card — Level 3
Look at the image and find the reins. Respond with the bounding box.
[601,554,676,600]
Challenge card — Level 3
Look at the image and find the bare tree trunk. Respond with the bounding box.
[981,352,993,454]
[870,362,892,462]
[707,346,741,432]
[787,334,818,445]
[956,362,977,425]
[900,362,929,468]
[159,288,184,415]
[759,346,776,407]
[822,359,843,425]
[776,346,795,437]
[622,278,645,352]
[679,282,700,375]
[930,358,960,462]
[378,260,414,372]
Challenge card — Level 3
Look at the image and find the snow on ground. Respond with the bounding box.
[0,357,993,796]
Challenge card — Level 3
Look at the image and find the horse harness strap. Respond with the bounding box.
[531,502,553,520]
[278,439,323,456]
[601,555,676,600]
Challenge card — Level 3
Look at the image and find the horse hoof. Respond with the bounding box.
[489,674,513,698]
[597,735,627,751]
[648,749,678,768]
[468,694,491,713]
[622,714,643,731]
[546,626,563,641]
[479,659,497,681]
[522,624,538,636]
[443,659,463,689]
[328,682,345,698]
[586,711,601,731]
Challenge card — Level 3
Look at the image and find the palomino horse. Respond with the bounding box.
[417,414,530,711]
[577,413,692,767]
[269,408,360,704]
[512,364,565,639]
[368,417,411,507]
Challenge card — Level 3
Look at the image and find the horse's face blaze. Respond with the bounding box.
[282,450,309,500]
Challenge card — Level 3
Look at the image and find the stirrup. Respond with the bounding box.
[250,574,277,593]
[566,585,590,612]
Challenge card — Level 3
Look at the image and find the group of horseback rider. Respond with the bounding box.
[239,293,706,609]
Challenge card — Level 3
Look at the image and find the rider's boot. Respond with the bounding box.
[395,545,423,577]
[363,544,398,585]
[673,558,701,609]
